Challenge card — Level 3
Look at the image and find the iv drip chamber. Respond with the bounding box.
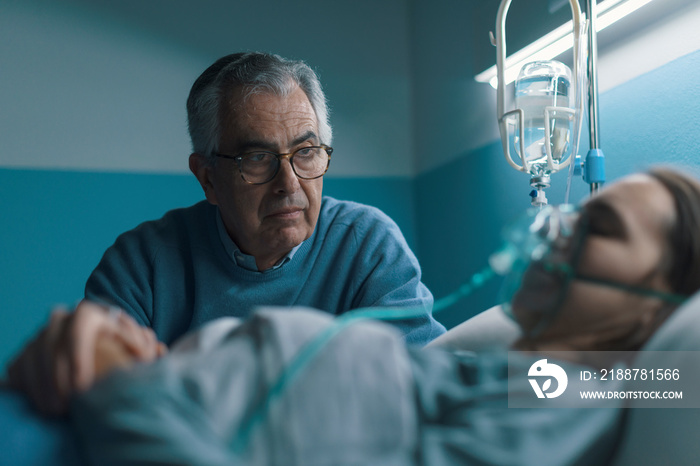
[514,60,574,178]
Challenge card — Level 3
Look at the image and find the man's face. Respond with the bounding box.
[192,85,323,271]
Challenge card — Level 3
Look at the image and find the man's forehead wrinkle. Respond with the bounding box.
[216,80,318,156]
[240,112,317,133]
[224,113,317,155]
[234,79,299,111]
[235,97,315,121]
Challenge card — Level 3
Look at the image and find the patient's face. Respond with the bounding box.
[513,175,676,346]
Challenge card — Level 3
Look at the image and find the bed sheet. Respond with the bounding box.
[0,389,81,465]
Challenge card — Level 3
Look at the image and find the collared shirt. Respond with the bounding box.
[216,209,301,272]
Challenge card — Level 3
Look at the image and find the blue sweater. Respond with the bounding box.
[85,197,445,345]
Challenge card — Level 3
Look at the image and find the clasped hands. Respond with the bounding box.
[7,300,167,416]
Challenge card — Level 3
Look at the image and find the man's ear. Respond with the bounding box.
[189,153,218,205]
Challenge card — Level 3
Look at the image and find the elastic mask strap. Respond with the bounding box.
[574,274,688,305]
[540,210,687,306]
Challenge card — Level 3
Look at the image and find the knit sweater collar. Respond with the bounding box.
[215,207,302,272]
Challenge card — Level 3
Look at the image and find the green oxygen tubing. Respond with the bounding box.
[228,265,497,455]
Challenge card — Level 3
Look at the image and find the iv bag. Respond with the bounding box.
[514,60,574,177]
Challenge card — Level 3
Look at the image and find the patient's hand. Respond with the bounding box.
[93,332,139,380]
[6,300,166,416]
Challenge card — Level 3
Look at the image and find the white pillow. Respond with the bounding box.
[427,305,521,351]
[612,291,700,465]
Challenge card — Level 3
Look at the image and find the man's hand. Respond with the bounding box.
[6,300,166,416]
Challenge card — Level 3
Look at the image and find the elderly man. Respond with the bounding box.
[8,52,445,414]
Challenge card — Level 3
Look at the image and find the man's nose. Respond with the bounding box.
[272,157,300,194]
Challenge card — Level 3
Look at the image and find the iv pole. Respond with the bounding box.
[493,0,606,200]
[584,0,606,193]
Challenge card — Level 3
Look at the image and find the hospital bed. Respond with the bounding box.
[3,291,700,465]
[428,295,700,465]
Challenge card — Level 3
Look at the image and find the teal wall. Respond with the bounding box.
[0,170,202,365]
[0,169,416,367]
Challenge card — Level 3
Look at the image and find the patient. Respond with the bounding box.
[70,167,700,465]
[510,167,700,355]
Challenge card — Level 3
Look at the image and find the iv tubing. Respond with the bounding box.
[565,19,590,204]
[587,0,601,152]
[587,0,603,194]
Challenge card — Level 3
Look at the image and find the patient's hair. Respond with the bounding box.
[548,168,700,354]
[186,52,332,162]
[649,168,700,297]
[600,167,700,352]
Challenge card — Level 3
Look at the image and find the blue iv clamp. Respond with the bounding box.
[574,148,606,186]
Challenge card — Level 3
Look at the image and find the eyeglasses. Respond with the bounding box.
[214,144,333,185]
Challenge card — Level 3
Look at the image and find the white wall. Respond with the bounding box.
[597,0,700,92]
[0,0,416,177]
[0,0,202,173]
[5,0,696,178]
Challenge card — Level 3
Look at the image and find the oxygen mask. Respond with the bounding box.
[489,203,689,338]
[489,204,584,335]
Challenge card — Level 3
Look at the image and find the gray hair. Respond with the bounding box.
[186,52,332,160]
